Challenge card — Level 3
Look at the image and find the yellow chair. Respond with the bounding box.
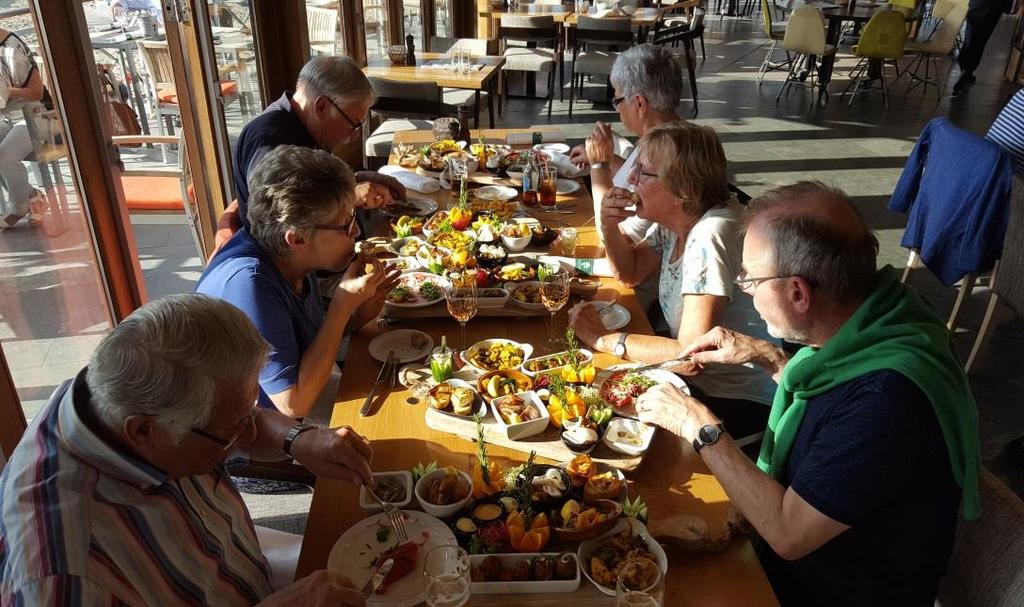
[840,10,906,108]
[756,0,791,84]
[776,6,835,104]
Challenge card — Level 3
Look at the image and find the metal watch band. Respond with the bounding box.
[283,423,317,456]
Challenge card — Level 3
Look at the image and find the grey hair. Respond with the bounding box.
[297,55,375,107]
[86,294,270,442]
[609,44,683,114]
[746,181,880,302]
[246,145,357,257]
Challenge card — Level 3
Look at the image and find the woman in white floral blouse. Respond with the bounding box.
[569,122,775,442]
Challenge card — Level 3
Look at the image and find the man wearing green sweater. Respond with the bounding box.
[636,181,980,606]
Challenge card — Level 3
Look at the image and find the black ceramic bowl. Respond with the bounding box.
[474,242,508,269]
[531,225,559,247]
[516,464,575,512]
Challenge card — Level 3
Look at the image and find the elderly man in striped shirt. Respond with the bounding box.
[0,294,370,606]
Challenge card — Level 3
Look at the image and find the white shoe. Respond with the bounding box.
[27,190,47,228]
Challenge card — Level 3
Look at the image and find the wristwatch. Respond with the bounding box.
[613,333,628,358]
[591,161,607,170]
[692,423,727,453]
[283,422,318,456]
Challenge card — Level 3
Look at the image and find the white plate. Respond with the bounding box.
[460,338,534,372]
[472,185,518,202]
[385,272,449,308]
[389,236,426,257]
[426,378,488,419]
[588,300,631,331]
[470,552,581,594]
[326,510,457,607]
[388,256,421,272]
[369,329,435,363]
[595,363,689,419]
[534,142,571,155]
[382,196,438,218]
[556,179,581,195]
[505,281,546,311]
[578,519,668,597]
[602,418,655,457]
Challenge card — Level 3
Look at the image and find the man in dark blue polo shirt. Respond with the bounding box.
[231,55,404,230]
[625,181,980,606]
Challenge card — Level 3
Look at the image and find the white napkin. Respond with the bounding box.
[378,165,441,194]
[506,131,566,145]
[545,151,587,179]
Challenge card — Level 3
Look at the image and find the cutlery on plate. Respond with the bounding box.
[361,350,395,416]
[360,558,395,598]
[365,482,409,542]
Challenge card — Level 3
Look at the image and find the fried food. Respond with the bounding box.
[588,530,659,591]
[566,454,595,488]
[424,468,470,505]
[584,471,624,501]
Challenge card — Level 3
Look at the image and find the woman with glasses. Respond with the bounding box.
[569,123,776,443]
[197,145,401,422]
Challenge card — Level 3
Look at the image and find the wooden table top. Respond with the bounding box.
[479,3,685,26]
[782,0,916,22]
[364,52,505,90]
[295,128,778,606]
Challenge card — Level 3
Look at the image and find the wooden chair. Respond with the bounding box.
[428,37,499,128]
[111,134,205,265]
[21,104,70,236]
[568,16,634,118]
[306,6,338,56]
[135,39,244,139]
[499,15,561,118]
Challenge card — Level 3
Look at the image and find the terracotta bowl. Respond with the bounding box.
[553,499,624,543]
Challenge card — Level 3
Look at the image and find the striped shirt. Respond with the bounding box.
[0,370,273,606]
[986,88,1024,174]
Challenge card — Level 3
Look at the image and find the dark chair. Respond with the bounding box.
[652,14,703,115]
[363,77,456,168]
[499,15,561,118]
[568,16,634,118]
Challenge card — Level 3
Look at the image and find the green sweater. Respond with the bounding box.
[756,266,982,519]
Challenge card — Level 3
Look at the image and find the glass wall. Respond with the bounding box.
[0,5,115,419]
[434,0,450,40]
[363,0,388,59]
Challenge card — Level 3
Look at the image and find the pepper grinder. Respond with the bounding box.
[405,34,416,66]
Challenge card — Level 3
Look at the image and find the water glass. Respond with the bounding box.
[424,545,470,607]
[615,558,664,606]
[559,227,578,257]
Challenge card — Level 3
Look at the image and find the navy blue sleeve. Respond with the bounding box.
[788,371,936,527]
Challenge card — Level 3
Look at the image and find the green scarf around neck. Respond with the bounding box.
[755,266,981,519]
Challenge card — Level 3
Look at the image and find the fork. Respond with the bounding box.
[365,483,409,543]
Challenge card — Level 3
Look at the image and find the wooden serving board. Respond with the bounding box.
[424,408,645,471]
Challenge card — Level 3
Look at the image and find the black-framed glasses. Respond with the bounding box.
[323,95,364,131]
[191,408,259,452]
[314,218,359,236]
[612,95,628,109]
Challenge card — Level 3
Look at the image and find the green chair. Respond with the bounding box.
[756,0,791,84]
[840,10,906,108]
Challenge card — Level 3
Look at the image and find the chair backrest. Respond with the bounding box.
[935,469,1024,605]
[782,6,827,55]
[931,0,955,19]
[428,36,497,55]
[761,0,774,34]
[136,39,175,87]
[500,15,558,46]
[992,175,1024,314]
[889,0,916,10]
[855,10,907,59]
[575,15,636,48]
[930,2,968,53]
[367,76,447,118]
[307,6,338,55]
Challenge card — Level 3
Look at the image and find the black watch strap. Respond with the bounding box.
[283,422,317,456]
[692,423,726,453]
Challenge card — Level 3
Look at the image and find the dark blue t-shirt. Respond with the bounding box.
[759,369,961,606]
[195,229,324,404]
[232,91,316,229]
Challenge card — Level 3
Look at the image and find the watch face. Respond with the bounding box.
[698,425,720,444]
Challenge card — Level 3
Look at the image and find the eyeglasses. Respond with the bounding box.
[191,408,260,452]
[323,95,364,131]
[612,95,629,109]
[734,271,818,294]
[632,161,659,181]
[314,217,359,236]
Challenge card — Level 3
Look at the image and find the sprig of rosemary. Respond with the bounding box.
[564,328,581,369]
[474,413,491,485]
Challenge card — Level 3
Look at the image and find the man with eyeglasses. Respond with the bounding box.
[197,145,401,421]
[229,55,405,232]
[634,181,980,605]
[0,293,372,605]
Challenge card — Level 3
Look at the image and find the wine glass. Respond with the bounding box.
[615,558,664,606]
[445,280,478,351]
[540,270,570,350]
[423,545,471,607]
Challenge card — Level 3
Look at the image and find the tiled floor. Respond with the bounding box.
[3,12,1024,501]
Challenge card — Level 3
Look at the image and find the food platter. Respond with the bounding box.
[327,510,456,607]
[385,272,449,309]
[595,363,689,419]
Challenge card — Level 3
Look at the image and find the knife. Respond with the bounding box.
[361,558,394,597]
[361,351,395,416]
[632,356,693,374]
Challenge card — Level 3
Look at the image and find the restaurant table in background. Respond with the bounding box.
[295,128,778,606]
[363,53,506,128]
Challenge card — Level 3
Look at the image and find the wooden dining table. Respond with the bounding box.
[295,128,778,606]
[364,53,506,128]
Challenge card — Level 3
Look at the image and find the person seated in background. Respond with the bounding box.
[635,182,980,606]
[227,55,404,232]
[0,294,371,606]
[569,122,776,442]
[197,145,400,420]
[567,43,685,237]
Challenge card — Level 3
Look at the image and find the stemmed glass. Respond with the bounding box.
[540,270,570,350]
[615,558,664,606]
[445,279,478,351]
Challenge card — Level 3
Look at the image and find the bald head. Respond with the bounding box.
[745,181,879,303]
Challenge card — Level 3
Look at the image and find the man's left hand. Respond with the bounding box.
[356,171,406,202]
[354,182,394,209]
[635,383,720,443]
[289,425,374,485]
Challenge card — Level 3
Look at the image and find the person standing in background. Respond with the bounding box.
[954,0,1015,94]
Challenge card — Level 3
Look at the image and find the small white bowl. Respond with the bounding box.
[501,228,532,252]
[506,164,526,182]
[476,287,511,309]
[461,338,534,372]
[491,391,550,441]
[578,518,667,596]
[602,418,655,456]
[506,281,546,311]
[359,471,414,512]
[414,468,474,519]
